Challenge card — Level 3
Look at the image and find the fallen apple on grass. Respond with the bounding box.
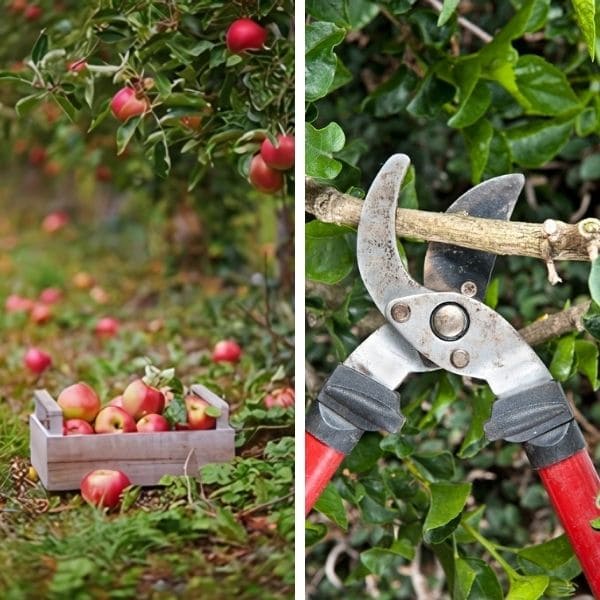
[57,382,101,422]
[38,287,63,305]
[95,317,119,339]
[122,379,165,420]
[24,347,52,374]
[137,413,170,432]
[42,211,69,233]
[5,294,33,313]
[264,386,295,409]
[80,469,131,509]
[94,406,136,434]
[212,339,242,363]
[63,419,94,435]
[30,303,52,324]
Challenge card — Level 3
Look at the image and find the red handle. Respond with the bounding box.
[538,450,600,596]
[305,432,346,515]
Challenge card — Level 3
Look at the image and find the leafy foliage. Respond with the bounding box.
[306,1,600,597]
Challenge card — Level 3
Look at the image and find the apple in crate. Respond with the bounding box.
[185,395,220,430]
[108,395,124,408]
[57,382,101,422]
[94,406,136,433]
[81,469,131,509]
[122,379,165,419]
[63,419,94,435]
[137,413,169,432]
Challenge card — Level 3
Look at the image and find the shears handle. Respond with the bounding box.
[538,450,600,597]
[305,432,345,516]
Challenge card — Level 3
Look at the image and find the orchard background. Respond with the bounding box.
[0,1,294,598]
[305,1,600,599]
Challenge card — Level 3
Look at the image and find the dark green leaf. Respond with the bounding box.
[87,98,111,132]
[53,95,78,122]
[458,387,494,458]
[583,302,600,340]
[506,119,573,167]
[305,122,346,179]
[463,119,493,183]
[305,520,328,545]
[423,482,472,543]
[514,55,580,116]
[116,116,142,155]
[448,82,491,129]
[360,539,414,575]
[367,66,418,117]
[517,535,580,579]
[581,154,600,180]
[314,484,348,529]
[407,74,454,118]
[31,31,48,64]
[344,433,383,472]
[306,22,347,102]
[305,221,354,284]
[454,557,503,600]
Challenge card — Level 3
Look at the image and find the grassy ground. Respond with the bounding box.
[0,174,294,599]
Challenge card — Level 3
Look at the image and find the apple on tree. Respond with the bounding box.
[212,339,242,363]
[94,406,136,434]
[63,419,94,435]
[80,469,131,509]
[260,134,295,171]
[226,19,267,53]
[249,154,283,193]
[111,87,150,122]
[57,382,101,422]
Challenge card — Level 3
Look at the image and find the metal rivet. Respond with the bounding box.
[460,281,477,298]
[450,349,470,368]
[391,303,411,323]
[431,303,469,341]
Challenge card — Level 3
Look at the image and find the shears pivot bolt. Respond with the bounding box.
[431,303,470,341]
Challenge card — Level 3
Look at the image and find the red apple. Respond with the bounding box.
[28,145,46,166]
[110,87,150,122]
[136,413,170,432]
[264,386,295,409]
[57,382,101,422]
[212,339,242,363]
[185,395,217,430]
[95,165,112,182]
[108,395,124,408]
[80,469,131,509]
[249,154,283,193]
[8,0,27,14]
[5,294,33,313]
[122,379,165,420]
[260,134,295,171]
[42,211,69,233]
[94,406,136,433]
[24,347,52,374]
[30,303,52,324]
[67,58,87,73]
[39,287,63,305]
[95,317,119,339]
[63,418,94,435]
[24,4,42,21]
[226,19,267,53]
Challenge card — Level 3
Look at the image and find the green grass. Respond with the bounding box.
[0,178,294,598]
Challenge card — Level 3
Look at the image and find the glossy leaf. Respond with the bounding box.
[423,482,472,543]
[571,0,596,59]
[314,484,348,529]
[575,339,599,390]
[506,574,549,600]
[506,119,573,167]
[454,557,503,600]
[305,122,346,179]
[305,221,354,284]
[517,535,580,579]
[549,335,575,381]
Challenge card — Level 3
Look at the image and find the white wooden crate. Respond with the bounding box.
[29,383,235,491]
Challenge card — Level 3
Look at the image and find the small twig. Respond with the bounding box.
[324,542,359,589]
[237,490,295,518]
[424,0,493,43]
[182,447,196,505]
[518,302,590,346]
[570,188,591,223]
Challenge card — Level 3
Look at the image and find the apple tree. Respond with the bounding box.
[306,1,600,598]
[0,0,294,288]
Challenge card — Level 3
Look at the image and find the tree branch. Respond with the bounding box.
[306,180,600,267]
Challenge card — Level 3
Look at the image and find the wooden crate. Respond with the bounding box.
[30,383,235,491]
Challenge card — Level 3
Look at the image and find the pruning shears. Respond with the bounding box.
[305,154,600,595]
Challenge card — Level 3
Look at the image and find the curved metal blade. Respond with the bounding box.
[357,154,427,315]
[423,174,524,301]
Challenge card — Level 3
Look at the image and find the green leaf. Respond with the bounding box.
[366,66,418,117]
[344,432,382,472]
[571,0,596,59]
[458,386,494,458]
[514,55,580,116]
[423,482,472,543]
[549,336,576,381]
[590,257,600,304]
[88,98,111,132]
[116,116,142,155]
[517,535,580,579]
[305,520,327,545]
[581,154,600,180]
[215,507,247,543]
[448,82,491,129]
[575,339,599,390]
[438,0,460,25]
[163,396,187,426]
[506,119,573,168]
[407,74,455,118]
[314,484,348,529]
[463,119,493,183]
[454,557,503,600]
[305,22,347,102]
[53,94,78,122]
[306,0,379,29]
[360,540,415,575]
[506,574,549,600]
[591,517,600,530]
[584,302,600,340]
[31,31,48,64]
[305,221,354,284]
[305,122,346,179]
[15,93,44,117]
